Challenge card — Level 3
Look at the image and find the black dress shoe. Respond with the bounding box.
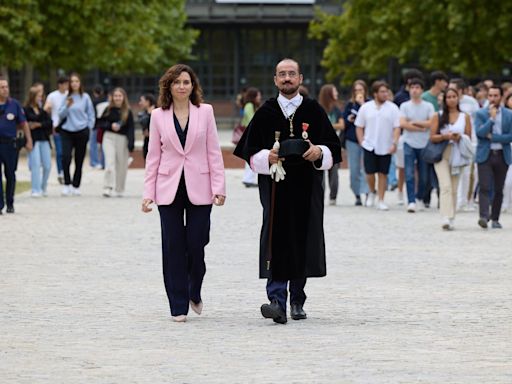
[6,206,14,214]
[355,196,362,206]
[260,300,287,324]
[478,217,488,229]
[290,303,307,320]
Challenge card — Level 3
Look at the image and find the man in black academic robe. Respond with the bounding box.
[234,58,341,324]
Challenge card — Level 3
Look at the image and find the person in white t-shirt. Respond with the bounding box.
[43,75,69,184]
[400,78,435,212]
[355,81,401,210]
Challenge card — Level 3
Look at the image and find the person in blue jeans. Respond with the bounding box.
[44,75,69,185]
[342,80,369,205]
[25,85,53,197]
[399,78,435,212]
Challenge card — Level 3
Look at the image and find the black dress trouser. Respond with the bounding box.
[61,128,89,188]
[158,179,212,316]
[478,150,508,222]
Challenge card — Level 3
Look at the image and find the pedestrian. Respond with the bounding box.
[393,68,424,107]
[449,78,480,212]
[138,93,156,161]
[430,88,472,230]
[234,58,341,324]
[422,71,449,113]
[475,85,512,229]
[475,82,489,108]
[24,84,53,197]
[355,81,401,210]
[241,87,261,188]
[90,84,107,169]
[399,78,435,212]
[142,64,226,322]
[98,87,134,197]
[58,73,95,196]
[318,83,343,205]
[343,80,369,205]
[0,76,33,214]
[44,75,68,185]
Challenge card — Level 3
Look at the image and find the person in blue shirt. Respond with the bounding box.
[0,76,33,214]
[58,73,95,196]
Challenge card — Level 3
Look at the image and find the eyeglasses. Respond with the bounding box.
[172,80,192,87]
[276,71,299,79]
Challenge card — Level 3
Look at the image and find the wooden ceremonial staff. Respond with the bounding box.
[267,131,280,271]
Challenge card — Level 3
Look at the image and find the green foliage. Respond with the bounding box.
[309,0,512,83]
[0,0,43,70]
[0,0,197,74]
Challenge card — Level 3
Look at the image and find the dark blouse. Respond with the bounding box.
[24,106,52,142]
[173,113,189,149]
[98,107,135,151]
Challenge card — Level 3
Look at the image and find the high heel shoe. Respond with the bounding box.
[172,315,187,322]
[190,300,203,315]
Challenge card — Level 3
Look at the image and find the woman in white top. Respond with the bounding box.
[430,88,472,230]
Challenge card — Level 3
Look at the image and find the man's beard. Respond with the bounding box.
[279,83,300,95]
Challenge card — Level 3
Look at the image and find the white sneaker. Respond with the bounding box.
[115,191,124,198]
[61,185,72,196]
[366,192,376,207]
[329,199,336,206]
[103,188,112,197]
[42,190,48,197]
[71,187,81,196]
[416,199,426,211]
[31,191,43,198]
[377,200,389,211]
[397,191,404,206]
[449,218,455,230]
[442,217,451,230]
[407,202,416,213]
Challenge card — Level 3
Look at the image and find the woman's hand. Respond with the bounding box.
[141,199,153,212]
[112,122,121,132]
[214,195,225,206]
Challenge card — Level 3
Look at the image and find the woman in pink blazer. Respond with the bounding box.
[142,64,226,322]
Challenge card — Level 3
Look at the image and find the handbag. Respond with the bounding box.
[15,131,27,150]
[421,140,448,164]
[231,122,246,145]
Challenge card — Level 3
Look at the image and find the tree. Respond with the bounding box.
[0,0,43,76]
[309,0,512,83]
[0,0,197,79]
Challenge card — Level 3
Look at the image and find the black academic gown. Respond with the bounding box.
[234,97,342,280]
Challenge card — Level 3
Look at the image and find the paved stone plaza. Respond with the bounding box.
[2,160,511,383]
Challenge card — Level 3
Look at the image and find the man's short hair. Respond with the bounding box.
[93,84,104,95]
[371,80,389,94]
[0,75,8,83]
[408,78,425,89]
[489,85,503,96]
[449,78,466,91]
[57,75,69,85]
[430,71,449,84]
[403,69,423,84]
[475,82,488,92]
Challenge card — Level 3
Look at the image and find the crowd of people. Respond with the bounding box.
[0,75,157,213]
[234,69,512,230]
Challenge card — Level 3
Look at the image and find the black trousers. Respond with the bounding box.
[0,140,17,210]
[61,129,89,187]
[478,150,508,221]
[266,278,307,314]
[158,181,212,316]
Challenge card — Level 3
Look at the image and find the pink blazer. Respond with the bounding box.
[143,102,226,205]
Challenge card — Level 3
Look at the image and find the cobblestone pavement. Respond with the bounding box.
[2,163,511,383]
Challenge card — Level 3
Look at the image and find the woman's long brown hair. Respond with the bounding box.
[158,64,203,109]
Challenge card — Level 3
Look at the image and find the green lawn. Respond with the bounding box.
[1,179,31,195]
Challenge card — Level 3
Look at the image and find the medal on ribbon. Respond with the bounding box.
[302,122,309,140]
